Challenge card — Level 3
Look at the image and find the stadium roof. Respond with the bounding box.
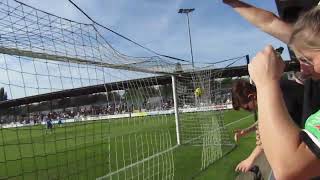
[0,0,310,109]
[0,61,299,109]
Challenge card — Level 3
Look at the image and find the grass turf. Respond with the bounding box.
[0,110,255,180]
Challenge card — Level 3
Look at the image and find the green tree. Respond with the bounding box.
[106,91,122,102]
[221,78,233,88]
[159,84,172,101]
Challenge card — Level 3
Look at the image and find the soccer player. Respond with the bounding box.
[46,117,53,134]
[46,113,54,133]
[57,117,63,127]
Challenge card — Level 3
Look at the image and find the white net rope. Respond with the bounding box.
[99,77,175,180]
[0,56,176,180]
[0,0,181,75]
[176,70,232,144]
[0,0,249,179]
[0,0,176,178]
[175,69,235,171]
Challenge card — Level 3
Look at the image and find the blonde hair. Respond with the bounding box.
[289,5,320,51]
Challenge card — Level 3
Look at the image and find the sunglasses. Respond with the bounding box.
[288,46,315,66]
[292,50,314,66]
[296,56,314,66]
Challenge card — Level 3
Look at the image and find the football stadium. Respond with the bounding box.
[0,0,318,179]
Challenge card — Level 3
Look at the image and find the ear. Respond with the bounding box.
[247,93,256,100]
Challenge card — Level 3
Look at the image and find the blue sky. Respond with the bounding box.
[20,0,290,64]
[0,0,291,99]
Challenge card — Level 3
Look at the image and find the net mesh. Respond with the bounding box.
[176,70,233,145]
[174,70,235,176]
[0,1,176,179]
[0,0,181,75]
[0,0,242,179]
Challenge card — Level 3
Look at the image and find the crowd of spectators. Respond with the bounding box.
[0,100,174,125]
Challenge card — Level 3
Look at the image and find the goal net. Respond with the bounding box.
[174,69,235,173]
[0,0,240,179]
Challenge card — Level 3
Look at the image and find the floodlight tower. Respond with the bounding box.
[178,8,195,70]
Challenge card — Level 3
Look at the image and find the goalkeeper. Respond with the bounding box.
[231,79,304,173]
[194,87,202,105]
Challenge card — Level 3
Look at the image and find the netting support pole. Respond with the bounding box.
[171,75,181,145]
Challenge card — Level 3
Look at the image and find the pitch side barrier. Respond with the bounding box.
[1,104,233,129]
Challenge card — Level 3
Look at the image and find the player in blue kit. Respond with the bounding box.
[46,117,53,134]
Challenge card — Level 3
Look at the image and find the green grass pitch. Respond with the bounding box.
[0,110,255,180]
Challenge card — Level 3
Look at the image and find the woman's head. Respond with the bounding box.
[231,79,257,112]
[289,6,320,79]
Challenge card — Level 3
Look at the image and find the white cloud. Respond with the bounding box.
[0,0,291,99]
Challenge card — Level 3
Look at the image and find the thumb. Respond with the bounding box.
[263,45,275,55]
